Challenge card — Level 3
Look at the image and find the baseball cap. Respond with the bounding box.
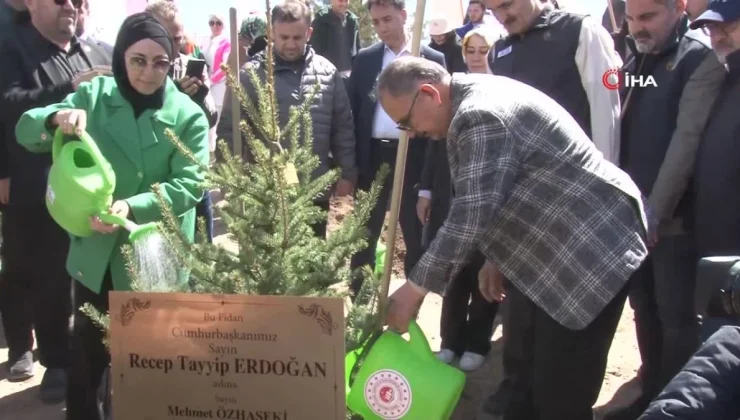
[428,18,453,36]
[690,0,740,29]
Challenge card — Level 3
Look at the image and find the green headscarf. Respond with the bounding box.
[239,15,267,41]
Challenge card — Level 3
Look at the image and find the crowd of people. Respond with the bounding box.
[0,0,738,419]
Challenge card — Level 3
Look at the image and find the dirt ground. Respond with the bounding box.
[0,197,642,419]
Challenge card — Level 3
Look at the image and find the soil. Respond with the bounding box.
[0,196,642,419]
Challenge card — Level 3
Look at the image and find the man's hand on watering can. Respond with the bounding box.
[385,281,427,334]
[478,260,506,302]
[53,109,87,135]
[91,200,130,234]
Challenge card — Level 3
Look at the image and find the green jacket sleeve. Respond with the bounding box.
[124,114,209,224]
[15,81,92,154]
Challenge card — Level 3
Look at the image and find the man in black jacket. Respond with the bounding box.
[692,0,740,310]
[310,0,360,78]
[0,0,111,404]
[346,0,445,296]
[219,1,356,238]
[605,1,724,418]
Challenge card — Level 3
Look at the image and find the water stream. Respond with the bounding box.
[131,232,179,292]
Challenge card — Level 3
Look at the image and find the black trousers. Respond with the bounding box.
[66,275,112,420]
[440,252,499,355]
[350,139,426,294]
[502,285,627,420]
[0,205,70,368]
[629,233,699,397]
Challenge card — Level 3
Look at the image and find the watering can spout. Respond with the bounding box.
[97,213,158,243]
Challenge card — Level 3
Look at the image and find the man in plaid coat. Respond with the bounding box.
[378,57,649,420]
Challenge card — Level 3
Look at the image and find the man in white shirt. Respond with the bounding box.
[480,0,622,417]
[345,0,445,297]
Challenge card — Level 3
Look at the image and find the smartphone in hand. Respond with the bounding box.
[185,58,206,79]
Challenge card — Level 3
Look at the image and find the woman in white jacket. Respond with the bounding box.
[202,13,231,145]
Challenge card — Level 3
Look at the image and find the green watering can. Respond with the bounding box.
[46,128,156,240]
[345,321,466,419]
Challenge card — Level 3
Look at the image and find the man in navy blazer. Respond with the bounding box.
[346,0,445,295]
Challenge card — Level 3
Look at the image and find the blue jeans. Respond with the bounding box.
[195,191,213,243]
[629,233,700,395]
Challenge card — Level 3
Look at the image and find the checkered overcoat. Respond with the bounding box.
[410,73,649,330]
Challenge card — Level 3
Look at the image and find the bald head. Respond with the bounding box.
[377,56,449,98]
[377,56,453,141]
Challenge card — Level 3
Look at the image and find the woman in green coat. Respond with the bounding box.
[15,13,209,419]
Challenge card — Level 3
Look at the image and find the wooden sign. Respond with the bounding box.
[109,292,346,420]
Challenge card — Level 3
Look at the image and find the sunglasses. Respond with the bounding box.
[53,0,83,6]
[127,56,172,75]
[209,20,223,27]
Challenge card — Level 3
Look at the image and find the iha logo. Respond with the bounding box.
[602,69,658,90]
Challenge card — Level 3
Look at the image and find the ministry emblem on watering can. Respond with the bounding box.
[46,128,117,237]
[345,320,466,419]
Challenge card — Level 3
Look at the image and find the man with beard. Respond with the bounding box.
[603,1,724,419]
[0,0,110,403]
[456,0,497,38]
[480,0,622,416]
[218,0,356,238]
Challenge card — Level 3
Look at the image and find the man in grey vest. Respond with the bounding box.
[482,0,622,416]
[604,0,724,418]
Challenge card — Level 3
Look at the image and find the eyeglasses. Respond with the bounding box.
[395,89,421,132]
[127,56,172,75]
[53,0,82,7]
[209,20,223,27]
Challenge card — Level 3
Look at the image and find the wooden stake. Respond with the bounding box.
[229,7,242,158]
[375,0,430,330]
[606,0,618,33]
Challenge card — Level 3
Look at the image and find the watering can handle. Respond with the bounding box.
[406,320,436,362]
[52,127,114,191]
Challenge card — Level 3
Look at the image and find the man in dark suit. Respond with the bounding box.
[346,0,444,295]
[0,0,111,403]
